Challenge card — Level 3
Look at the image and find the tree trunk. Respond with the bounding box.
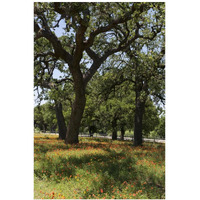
[65,69,86,144]
[112,119,117,140]
[55,102,67,140]
[120,126,125,140]
[112,129,117,140]
[43,124,47,133]
[134,91,146,146]
[65,93,86,144]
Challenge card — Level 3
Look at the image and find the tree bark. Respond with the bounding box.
[65,68,86,144]
[112,130,117,140]
[120,125,125,140]
[112,119,117,140]
[65,92,86,144]
[134,90,146,146]
[55,102,67,140]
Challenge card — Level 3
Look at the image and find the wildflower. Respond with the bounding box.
[100,189,103,193]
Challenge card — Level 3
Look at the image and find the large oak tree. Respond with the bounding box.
[34,2,164,144]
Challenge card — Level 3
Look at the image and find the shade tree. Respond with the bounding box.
[124,42,165,146]
[96,36,165,145]
[34,2,163,144]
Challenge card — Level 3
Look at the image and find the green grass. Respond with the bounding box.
[34,134,165,199]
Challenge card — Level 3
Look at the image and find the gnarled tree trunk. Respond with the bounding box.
[65,93,86,144]
[55,102,67,140]
[65,68,86,144]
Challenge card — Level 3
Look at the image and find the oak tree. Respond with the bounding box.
[34,2,164,144]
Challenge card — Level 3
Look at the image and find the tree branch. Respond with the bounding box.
[34,52,56,61]
[34,16,73,66]
[83,17,141,85]
[84,5,135,49]
[85,47,99,60]
[54,77,73,84]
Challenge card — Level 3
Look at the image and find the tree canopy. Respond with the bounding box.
[34,2,165,145]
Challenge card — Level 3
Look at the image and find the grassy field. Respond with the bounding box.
[34,134,165,199]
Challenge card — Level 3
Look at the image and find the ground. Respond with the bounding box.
[34,134,165,199]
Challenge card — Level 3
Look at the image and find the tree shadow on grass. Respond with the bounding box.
[34,138,115,154]
[34,136,135,152]
[34,137,165,198]
[34,147,137,186]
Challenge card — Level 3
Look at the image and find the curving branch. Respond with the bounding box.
[84,5,136,49]
[83,21,141,85]
[34,8,73,66]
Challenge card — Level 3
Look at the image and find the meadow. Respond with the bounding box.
[34,134,165,199]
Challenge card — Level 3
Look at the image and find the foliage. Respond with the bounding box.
[34,134,165,199]
[142,99,160,137]
[81,65,162,137]
[34,103,57,132]
[155,115,165,138]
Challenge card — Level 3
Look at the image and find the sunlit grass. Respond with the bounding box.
[34,134,165,199]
